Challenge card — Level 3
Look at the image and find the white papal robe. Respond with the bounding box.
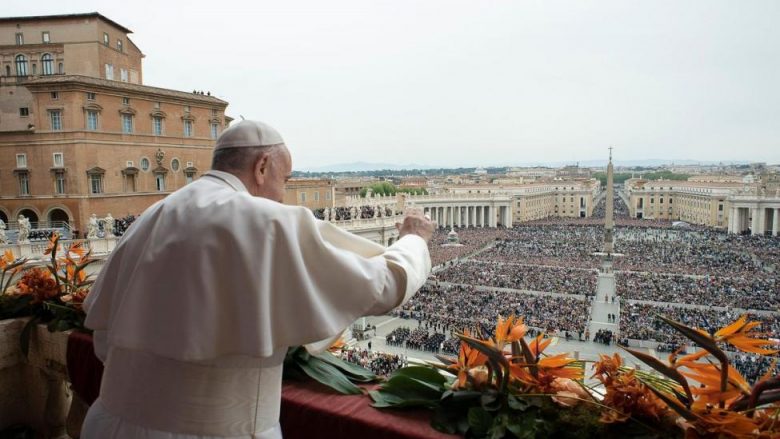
[82,170,431,438]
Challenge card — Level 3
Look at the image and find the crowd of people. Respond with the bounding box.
[593,329,614,345]
[616,271,779,311]
[24,229,59,241]
[394,284,591,337]
[384,326,447,352]
[111,214,137,236]
[434,261,597,296]
[428,227,508,267]
[591,193,630,219]
[619,303,780,345]
[339,347,407,377]
[733,353,779,385]
[312,205,394,221]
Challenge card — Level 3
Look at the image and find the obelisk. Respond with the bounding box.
[603,147,614,254]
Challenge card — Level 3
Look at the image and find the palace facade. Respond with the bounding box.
[0,13,229,234]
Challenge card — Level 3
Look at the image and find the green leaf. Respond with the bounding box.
[506,411,540,439]
[312,350,377,382]
[378,374,444,400]
[442,390,482,404]
[468,406,493,436]
[369,390,439,409]
[296,354,363,395]
[480,389,501,412]
[391,366,447,387]
[508,394,529,411]
[620,345,692,405]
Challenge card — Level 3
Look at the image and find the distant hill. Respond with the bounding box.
[297,159,750,173]
[300,162,435,172]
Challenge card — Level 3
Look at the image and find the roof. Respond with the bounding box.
[0,12,133,34]
[23,75,228,106]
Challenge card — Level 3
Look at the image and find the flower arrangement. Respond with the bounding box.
[370,314,780,438]
[0,233,96,354]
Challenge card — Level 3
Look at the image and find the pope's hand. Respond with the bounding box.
[397,209,435,243]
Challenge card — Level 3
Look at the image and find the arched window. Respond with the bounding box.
[41,53,53,75]
[15,55,28,76]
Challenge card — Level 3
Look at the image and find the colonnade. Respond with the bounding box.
[729,206,780,236]
[421,205,510,228]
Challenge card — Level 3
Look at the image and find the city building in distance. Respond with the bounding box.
[0,13,229,235]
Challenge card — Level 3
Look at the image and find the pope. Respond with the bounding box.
[82,120,434,438]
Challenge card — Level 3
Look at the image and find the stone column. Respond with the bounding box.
[751,207,760,235]
[773,208,779,237]
[728,207,737,234]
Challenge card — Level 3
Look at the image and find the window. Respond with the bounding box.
[19,107,29,117]
[314,191,320,202]
[105,63,114,80]
[120,68,128,82]
[55,172,66,194]
[90,174,103,194]
[42,31,50,43]
[117,39,123,52]
[300,193,306,203]
[152,116,163,135]
[15,55,28,76]
[185,174,194,184]
[86,92,96,100]
[155,174,166,191]
[53,152,64,167]
[50,110,62,131]
[15,33,23,45]
[18,173,29,195]
[103,32,109,46]
[210,123,219,139]
[183,120,193,137]
[86,110,98,130]
[16,154,27,168]
[140,157,150,171]
[121,114,133,133]
[41,54,54,75]
[325,191,331,200]
[171,158,180,172]
[122,97,130,105]
[50,91,59,100]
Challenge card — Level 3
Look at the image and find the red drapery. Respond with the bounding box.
[66,332,457,439]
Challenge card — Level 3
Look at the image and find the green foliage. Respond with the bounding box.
[370,365,671,438]
[593,171,690,186]
[358,182,428,197]
[283,346,380,395]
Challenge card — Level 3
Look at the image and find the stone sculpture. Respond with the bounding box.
[0,219,7,244]
[87,214,99,239]
[104,213,115,238]
[17,215,31,244]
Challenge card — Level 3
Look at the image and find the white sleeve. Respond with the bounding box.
[304,234,430,354]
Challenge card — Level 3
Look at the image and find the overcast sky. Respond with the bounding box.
[8,1,780,169]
